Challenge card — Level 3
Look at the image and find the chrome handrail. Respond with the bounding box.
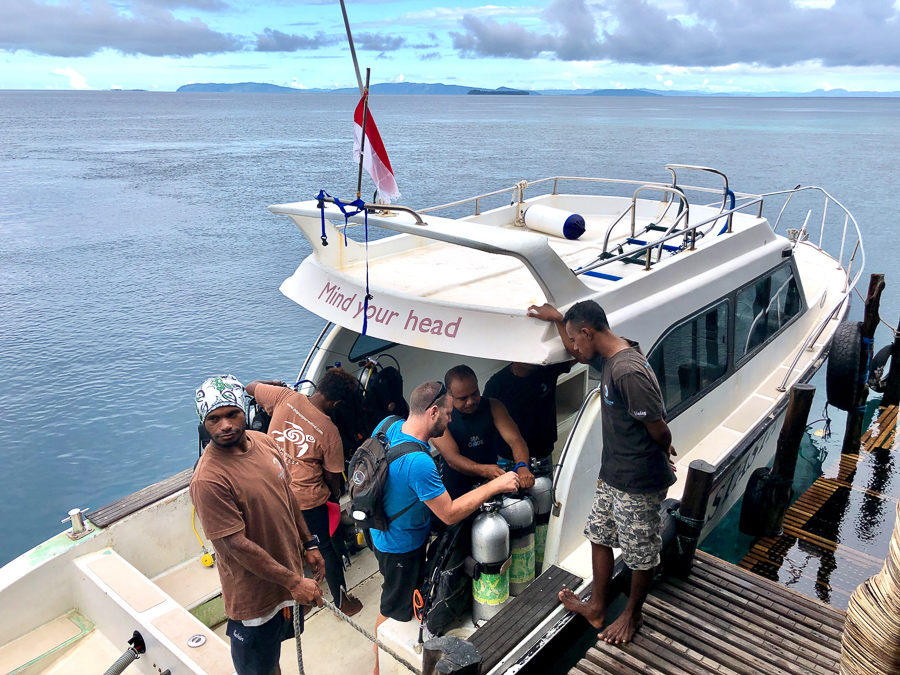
[576,197,765,276]
[294,321,334,389]
[551,385,602,516]
[768,185,865,392]
[320,196,427,225]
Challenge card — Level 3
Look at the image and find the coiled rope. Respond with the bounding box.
[293,600,420,674]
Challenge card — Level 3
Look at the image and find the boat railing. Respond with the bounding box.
[418,174,758,219]
[576,196,766,275]
[757,186,866,392]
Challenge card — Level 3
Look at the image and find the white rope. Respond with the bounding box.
[295,599,421,674]
[293,602,305,675]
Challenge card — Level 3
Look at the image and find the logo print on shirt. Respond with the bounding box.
[272,421,316,460]
[468,436,485,448]
[272,457,286,480]
[603,384,613,406]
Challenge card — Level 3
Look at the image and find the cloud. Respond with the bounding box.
[418,51,441,60]
[450,0,599,59]
[356,32,405,51]
[254,28,340,51]
[0,0,242,57]
[450,0,900,68]
[52,66,90,89]
[138,0,230,10]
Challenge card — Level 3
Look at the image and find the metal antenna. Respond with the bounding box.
[339,0,364,96]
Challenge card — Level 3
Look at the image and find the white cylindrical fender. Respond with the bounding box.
[523,204,586,240]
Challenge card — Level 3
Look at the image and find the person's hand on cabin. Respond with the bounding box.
[481,464,506,480]
[517,466,536,490]
[305,548,326,583]
[291,576,325,607]
[665,445,677,472]
[527,303,564,324]
[490,471,521,495]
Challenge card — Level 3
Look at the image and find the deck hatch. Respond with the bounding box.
[469,564,582,674]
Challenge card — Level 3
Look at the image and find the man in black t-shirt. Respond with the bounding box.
[528,300,677,646]
[484,361,573,462]
[433,365,536,498]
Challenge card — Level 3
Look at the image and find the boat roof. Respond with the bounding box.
[269,176,785,364]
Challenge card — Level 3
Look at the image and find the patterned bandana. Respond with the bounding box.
[195,374,247,422]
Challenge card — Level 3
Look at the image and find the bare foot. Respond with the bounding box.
[599,610,642,644]
[558,588,605,629]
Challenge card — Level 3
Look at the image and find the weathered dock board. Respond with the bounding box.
[569,551,846,675]
[740,404,899,608]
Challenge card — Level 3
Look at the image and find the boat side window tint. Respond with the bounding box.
[734,265,801,361]
[349,334,397,362]
[648,302,729,413]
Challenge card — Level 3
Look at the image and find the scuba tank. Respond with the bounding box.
[471,501,510,623]
[498,494,535,596]
[528,457,554,575]
[527,476,553,575]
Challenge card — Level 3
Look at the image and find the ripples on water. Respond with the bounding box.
[2,92,900,565]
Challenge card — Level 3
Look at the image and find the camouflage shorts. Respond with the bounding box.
[583,479,666,571]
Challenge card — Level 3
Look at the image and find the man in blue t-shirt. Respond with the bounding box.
[372,380,520,675]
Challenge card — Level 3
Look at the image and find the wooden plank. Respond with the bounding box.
[638,624,742,675]
[695,555,846,629]
[470,565,581,674]
[90,468,193,528]
[657,582,841,667]
[585,645,669,675]
[642,607,786,675]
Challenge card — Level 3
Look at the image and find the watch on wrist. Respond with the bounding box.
[513,461,528,472]
[303,534,320,551]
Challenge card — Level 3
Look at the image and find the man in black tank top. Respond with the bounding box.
[433,365,536,498]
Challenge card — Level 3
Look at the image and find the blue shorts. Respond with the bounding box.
[226,605,302,675]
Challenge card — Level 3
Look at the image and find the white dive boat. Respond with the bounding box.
[0,166,863,675]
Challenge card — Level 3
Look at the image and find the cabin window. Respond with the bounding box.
[734,264,802,361]
[349,334,396,362]
[648,301,729,413]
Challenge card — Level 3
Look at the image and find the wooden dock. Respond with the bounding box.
[569,551,846,675]
[740,404,899,609]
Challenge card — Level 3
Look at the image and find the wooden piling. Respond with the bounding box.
[842,273,885,454]
[740,384,816,537]
[421,636,480,675]
[668,459,715,579]
[882,317,900,408]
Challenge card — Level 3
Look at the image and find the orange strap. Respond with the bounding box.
[413,589,424,621]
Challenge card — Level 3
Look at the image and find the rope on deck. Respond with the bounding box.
[840,499,900,674]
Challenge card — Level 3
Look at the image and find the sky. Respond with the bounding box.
[3,0,900,92]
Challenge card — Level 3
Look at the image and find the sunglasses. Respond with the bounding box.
[427,381,447,410]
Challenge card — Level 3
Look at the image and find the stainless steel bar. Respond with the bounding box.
[295,322,334,387]
[838,213,849,267]
[818,196,829,249]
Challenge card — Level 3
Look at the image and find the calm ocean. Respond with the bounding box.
[1,91,899,566]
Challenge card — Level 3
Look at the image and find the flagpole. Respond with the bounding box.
[339,0,364,96]
[356,68,371,199]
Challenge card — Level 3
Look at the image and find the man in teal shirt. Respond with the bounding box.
[372,380,519,675]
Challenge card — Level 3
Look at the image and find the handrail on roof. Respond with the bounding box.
[576,197,765,275]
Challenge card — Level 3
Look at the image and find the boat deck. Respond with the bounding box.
[740,404,899,609]
[569,551,846,675]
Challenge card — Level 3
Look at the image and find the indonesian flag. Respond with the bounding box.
[353,93,400,204]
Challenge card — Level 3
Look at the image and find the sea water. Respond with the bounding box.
[2,91,900,568]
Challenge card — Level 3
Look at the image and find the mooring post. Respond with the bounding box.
[883,316,900,408]
[842,273,885,454]
[669,459,715,579]
[422,636,480,675]
[740,384,816,537]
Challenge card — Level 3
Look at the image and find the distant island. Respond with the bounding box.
[174,82,900,98]
[468,87,530,96]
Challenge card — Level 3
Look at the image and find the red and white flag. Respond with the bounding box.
[353,93,400,204]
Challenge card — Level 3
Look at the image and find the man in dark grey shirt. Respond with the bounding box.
[528,300,676,645]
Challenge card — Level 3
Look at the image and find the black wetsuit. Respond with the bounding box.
[440,398,504,499]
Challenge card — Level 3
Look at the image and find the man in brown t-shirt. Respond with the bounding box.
[191,374,326,675]
[528,301,677,647]
[246,367,363,617]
